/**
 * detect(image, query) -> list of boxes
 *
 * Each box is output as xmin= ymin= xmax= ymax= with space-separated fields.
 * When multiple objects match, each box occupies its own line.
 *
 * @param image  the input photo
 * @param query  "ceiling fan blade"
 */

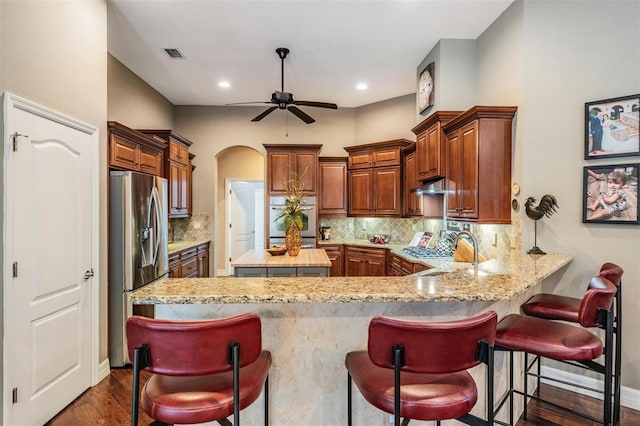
xmin=288 ymin=106 xmax=315 ymax=124
xmin=226 ymin=101 xmax=272 ymax=106
xmin=293 ymin=100 xmax=338 ymax=109
xmin=251 ymin=106 xmax=278 ymax=122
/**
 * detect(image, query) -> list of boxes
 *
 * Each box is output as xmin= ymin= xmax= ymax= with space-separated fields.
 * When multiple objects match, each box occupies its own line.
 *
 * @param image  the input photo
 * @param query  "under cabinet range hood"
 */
xmin=418 ymin=178 xmax=446 ymax=194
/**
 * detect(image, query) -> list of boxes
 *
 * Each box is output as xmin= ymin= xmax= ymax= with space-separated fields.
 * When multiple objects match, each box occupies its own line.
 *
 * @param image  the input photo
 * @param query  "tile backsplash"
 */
xmin=170 ymin=213 xmax=211 ymax=241
xmin=318 ymin=216 xmax=514 ymax=259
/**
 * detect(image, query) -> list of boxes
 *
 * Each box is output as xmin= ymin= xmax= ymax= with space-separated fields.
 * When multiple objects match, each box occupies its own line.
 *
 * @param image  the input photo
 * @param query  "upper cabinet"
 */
xmin=344 ymin=139 xmax=412 ymax=217
xmin=264 ymin=144 xmax=321 ymax=195
xmin=318 ymin=157 xmax=348 ymax=216
xmin=403 ymin=144 xmax=423 ymax=217
xmin=443 ymin=106 xmax=517 ymax=224
xmin=108 ymin=122 xmax=166 ymax=177
xmin=139 ymin=129 xmax=194 ymax=218
xmin=411 ymin=111 xmax=462 ymax=182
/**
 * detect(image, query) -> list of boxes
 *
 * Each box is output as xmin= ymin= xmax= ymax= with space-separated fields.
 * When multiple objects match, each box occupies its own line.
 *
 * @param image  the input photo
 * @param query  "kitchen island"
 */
xmin=232 ymin=248 xmax=331 ymax=277
xmin=131 ymin=252 xmax=573 ymax=425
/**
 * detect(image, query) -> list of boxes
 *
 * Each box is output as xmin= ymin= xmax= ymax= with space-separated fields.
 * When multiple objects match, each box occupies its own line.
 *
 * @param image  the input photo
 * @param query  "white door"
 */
xmin=3 ymin=94 xmax=97 ymax=425
xmin=227 ymin=181 xmax=264 ymax=275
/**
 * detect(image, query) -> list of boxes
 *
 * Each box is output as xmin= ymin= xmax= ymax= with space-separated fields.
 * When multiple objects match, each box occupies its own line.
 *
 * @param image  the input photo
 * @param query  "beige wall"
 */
xmin=477 ymin=0 xmax=640 ymax=391
xmin=354 ymin=94 xmax=416 ymax=143
xmin=107 ymin=54 xmax=174 ymax=128
xmin=0 ymin=0 xmax=109 ymax=407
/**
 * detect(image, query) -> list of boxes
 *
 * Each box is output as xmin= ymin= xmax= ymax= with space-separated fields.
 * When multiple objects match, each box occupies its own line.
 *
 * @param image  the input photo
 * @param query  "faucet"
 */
xmin=453 ymin=230 xmax=479 ymax=266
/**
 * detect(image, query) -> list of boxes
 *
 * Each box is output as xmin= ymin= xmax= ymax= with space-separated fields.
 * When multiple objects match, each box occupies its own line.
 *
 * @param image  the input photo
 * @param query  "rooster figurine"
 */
xmin=525 ymin=194 xmax=558 ymax=254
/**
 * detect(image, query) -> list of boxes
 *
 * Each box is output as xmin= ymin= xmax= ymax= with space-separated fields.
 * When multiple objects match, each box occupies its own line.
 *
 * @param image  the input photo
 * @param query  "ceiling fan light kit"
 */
xmin=228 ymin=47 xmax=338 ymax=124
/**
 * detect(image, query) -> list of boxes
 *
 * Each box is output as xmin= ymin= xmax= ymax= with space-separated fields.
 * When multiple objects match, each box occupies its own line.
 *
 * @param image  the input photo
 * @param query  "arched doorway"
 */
xmin=216 ymin=146 xmax=264 ymax=276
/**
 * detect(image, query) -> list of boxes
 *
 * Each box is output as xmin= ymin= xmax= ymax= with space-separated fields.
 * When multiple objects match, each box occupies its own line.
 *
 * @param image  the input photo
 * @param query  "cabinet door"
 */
xmin=268 ymin=152 xmax=291 ymax=194
xmin=446 ymin=129 xmax=463 ymax=217
xmin=178 ymin=163 xmax=189 ymax=213
xmin=139 ymin=145 xmax=163 ymax=176
xmin=110 ymin=135 xmax=138 ymax=170
xmin=373 ymin=167 xmax=401 ymax=216
xmin=348 ymin=170 xmax=373 ymax=215
xmin=460 ymin=122 xmax=479 ymax=218
xmin=197 ymin=244 xmax=209 ymax=278
xmin=318 ymin=161 xmax=348 ymax=216
xmin=169 ymin=161 xmax=181 ymax=215
xmin=180 ymin=256 xmax=198 ymax=278
xmin=372 ymin=147 xmax=401 ymax=168
xmin=294 ymin=152 xmax=317 ymax=194
xmin=404 ymin=152 xmax=423 ymax=216
xmin=344 ymin=255 xmax=363 ymax=276
xmin=364 ymin=252 xmax=386 ymax=276
xmin=416 ymin=131 xmax=428 ymax=181
xmin=424 ymin=122 xmax=443 ymax=180
xmin=323 ymin=246 xmax=344 ymax=277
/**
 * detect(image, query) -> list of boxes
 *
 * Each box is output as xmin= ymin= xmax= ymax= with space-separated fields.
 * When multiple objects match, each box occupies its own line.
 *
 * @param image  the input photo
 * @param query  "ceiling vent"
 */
xmin=163 ymin=48 xmax=184 ymax=59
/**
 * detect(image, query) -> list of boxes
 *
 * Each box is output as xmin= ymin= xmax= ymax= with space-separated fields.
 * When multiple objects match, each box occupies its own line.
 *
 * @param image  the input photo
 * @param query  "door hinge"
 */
xmin=12 ymin=262 xmax=18 ymax=278
xmin=229 ymin=257 xmax=232 ymax=262
xmin=12 ymin=387 xmax=17 ymax=403
xmin=229 ymin=189 xmax=232 ymax=195
xmin=229 ymin=223 xmax=232 ymax=228
xmin=11 ymin=132 xmax=28 ymax=152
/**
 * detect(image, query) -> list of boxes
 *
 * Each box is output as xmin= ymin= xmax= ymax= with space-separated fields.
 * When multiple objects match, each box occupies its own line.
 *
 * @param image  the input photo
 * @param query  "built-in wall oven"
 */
xmin=269 ymin=195 xmax=317 ymax=248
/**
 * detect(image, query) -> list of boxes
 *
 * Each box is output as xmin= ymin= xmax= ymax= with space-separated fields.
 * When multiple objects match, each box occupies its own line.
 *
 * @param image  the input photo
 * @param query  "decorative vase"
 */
xmin=285 ymin=223 xmax=302 ymax=256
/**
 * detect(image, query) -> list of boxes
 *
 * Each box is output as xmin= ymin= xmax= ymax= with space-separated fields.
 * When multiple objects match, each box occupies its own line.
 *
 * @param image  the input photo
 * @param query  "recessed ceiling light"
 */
xmin=218 ymin=81 xmax=231 ymax=88
xmin=356 ymin=83 xmax=368 ymax=90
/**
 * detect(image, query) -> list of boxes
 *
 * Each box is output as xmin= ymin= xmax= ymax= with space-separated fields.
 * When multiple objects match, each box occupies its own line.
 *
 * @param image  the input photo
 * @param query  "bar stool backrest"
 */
xmin=579 ymin=277 xmax=617 ymax=328
xmin=367 ymin=311 xmax=497 ymax=374
xmin=599 ymin=263 xmax=623 ymax=287
xmin=126 ymin=313 xmax=262 ymax=376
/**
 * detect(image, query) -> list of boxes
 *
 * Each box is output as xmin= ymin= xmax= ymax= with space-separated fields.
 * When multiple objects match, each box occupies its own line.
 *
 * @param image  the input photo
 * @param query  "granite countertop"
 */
xmin=232 ymin=248 xmax=331 ymax=267
xmin=168 ymin=239 xmax=211 ymax=255
xmin=131 ymin=252 xmax=573 ymax=305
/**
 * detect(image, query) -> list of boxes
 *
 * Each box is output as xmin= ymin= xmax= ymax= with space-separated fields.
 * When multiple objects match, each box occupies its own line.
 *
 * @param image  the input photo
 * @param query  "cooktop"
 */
xmin=402 ymin=246 xmax=454 ymax=259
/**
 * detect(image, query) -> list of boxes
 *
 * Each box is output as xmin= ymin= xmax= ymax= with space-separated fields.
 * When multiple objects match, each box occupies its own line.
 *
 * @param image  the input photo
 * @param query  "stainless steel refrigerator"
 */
xmin=109 ymin=171 xmax=168 ymax=367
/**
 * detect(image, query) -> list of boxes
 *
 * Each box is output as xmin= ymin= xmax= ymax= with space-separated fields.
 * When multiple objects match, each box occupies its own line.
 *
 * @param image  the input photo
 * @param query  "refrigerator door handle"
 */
xmin=149 ymin=186 xmax=163 ymax=267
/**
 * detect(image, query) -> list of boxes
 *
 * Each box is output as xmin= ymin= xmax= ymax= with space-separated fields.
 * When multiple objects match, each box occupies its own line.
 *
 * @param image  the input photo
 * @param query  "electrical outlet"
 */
xmin=193 ymin=222 xmax=201 ymax=230
xmin=492 ymin=233 xmax=498 ymax=246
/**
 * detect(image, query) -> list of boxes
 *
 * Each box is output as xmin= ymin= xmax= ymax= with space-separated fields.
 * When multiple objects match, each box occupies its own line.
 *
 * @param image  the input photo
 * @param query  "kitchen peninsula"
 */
xmin=232 ymin=248 xmax=331 ymax=277
xmin=131 ymin=252 xmax=573 ymax=425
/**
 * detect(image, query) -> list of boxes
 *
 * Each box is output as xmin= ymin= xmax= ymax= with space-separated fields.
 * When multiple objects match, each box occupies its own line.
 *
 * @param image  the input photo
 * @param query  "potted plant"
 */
xmin=276 ymin=167 xmax=310 ymax=256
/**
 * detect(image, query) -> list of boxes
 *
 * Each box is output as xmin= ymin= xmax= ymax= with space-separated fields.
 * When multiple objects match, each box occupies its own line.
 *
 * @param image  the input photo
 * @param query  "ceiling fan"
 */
xmin=228 ymin=47 xmax=338 ymax=124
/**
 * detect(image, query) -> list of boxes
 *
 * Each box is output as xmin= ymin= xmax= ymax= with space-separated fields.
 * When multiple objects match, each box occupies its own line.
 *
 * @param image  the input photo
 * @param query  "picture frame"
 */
xmin=584 ymin=94 xmax=640 ymax=160
xmin=417 ymin=62 xmax=435 ymax=115
xmin=582 ymin=163 xmax=639 ymax=224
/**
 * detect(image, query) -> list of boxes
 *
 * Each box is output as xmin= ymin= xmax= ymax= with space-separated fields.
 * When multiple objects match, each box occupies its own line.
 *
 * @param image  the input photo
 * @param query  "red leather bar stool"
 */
xmin=521 ymin=263 xmax=623 ymax=423
xmin=126 ymin=313 xmax=272 ymax=426
xmin=495 ymin=276 xmax=617 ymax=425
xmin=345 ymin=311 xmax=497 ymax=426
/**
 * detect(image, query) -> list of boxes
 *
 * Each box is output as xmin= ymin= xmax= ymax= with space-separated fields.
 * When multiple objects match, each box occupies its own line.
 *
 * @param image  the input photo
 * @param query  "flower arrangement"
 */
xmin=275 ymin=166 xmax=310 ymax=230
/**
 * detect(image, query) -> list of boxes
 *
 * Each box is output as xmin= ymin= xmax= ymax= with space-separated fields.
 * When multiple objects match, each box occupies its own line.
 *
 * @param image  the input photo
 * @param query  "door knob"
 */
xmin=83 ymin=269 xmax=94 ymax=279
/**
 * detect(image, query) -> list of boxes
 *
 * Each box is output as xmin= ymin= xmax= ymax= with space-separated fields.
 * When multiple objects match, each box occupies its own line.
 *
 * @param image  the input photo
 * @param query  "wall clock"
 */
xmin=417 ymin=62 xmax=435 ymax=114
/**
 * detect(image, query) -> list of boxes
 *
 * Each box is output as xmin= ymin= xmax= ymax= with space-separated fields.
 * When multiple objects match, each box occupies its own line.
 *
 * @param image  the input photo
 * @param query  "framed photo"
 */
xmin=584 ymin=94 xmax=640 ymax=160
xmin=582 ymin=164 xmax=639 ymax=224
xmin=417 ymin=62 xmax=435 ymax=114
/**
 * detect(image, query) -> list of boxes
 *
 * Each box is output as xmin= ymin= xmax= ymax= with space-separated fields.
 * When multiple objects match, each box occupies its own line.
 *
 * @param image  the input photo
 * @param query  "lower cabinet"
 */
xmin=322 ymin=245 xmax=344 ymax=277
xmin=345 ymin=246 xmax=386 ymax=277
xmin=388 ymin=251 xmax=431 ymax=276
xmin=235 ymin=266 xmax=329 ymax=278
xmin=168 ymin=242 xmax=210 ymax=278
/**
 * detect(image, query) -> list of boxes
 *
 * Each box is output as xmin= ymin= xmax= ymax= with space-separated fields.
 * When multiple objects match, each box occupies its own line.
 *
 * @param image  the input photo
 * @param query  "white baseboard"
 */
xmin=94 ymin=358 xmax=111 ymax=385
xmin=541 ymin=365 xmax=640 ymax=411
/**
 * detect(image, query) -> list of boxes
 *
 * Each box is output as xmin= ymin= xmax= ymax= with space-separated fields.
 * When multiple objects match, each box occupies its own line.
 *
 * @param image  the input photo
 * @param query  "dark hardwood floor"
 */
xmin=46 ymin=368 xmax=640 ymax=425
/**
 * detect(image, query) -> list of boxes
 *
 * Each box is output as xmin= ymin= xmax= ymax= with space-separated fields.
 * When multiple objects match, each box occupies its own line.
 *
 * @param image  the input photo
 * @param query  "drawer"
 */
xmin=180 ymin=257 xmax=198 ymax=277
xmin=372 ymin=147 xmax=401 ymax=167
xmin=180 ymin=247 xmax=198 ymax=261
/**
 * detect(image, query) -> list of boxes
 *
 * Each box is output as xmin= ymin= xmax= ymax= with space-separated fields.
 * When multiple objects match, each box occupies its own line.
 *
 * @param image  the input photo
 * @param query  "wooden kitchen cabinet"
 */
xmin=168 ymin=242 xmax=211 ymax=278
xmin=322 ymin=245 xmax=344 ymax=277
xmin=108 ymin=121 xmax=165 ymax=176
xmin=345 ymin=139 xmax=411 ymax=217
xmin=264 ymin=144 xmax=322 ymax=195
xmin=443 ymin=106 xmax=517 ymax=224
xmin=403 ymin=144 xmax=423 ymax=217
xmin=411 ymin=111 xmax=462 ymax=182
xmin=344 ymin=246 xmax=386 ymax=277
xmin=139 ymin=129 xmax=195 ymax=218
xmin=197 ymin=241 xmax=210 ymax=278
xmin=318 ymin=157 xmax=348 ymax=216
xmin=388 ymin=252 xmax=432 ymax=276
